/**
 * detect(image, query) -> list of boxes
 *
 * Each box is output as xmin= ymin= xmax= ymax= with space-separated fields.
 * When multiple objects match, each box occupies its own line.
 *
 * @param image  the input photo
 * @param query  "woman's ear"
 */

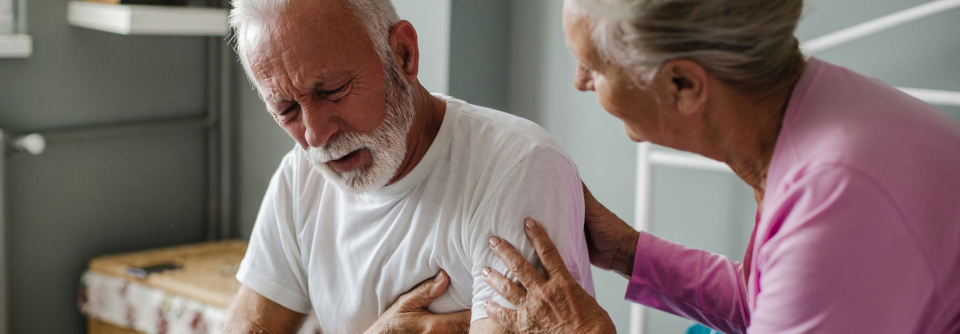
xmin=387 ymin=20 xmax=420 ymax=84
xmin=661 ymin=59 xmax=709 ymax=116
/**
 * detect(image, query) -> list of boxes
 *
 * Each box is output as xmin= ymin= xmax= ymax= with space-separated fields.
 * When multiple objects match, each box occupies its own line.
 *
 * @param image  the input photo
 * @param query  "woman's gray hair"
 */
xmin=229 ymin=0 xmax=400 ymax=76
xmin=571 ymin=0 xmax=805 ymax=90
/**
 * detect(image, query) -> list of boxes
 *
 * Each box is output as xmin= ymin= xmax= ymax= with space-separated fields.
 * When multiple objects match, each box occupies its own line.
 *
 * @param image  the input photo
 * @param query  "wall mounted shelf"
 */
xmin=0 ymin=34 xmax=31 ymax=58
xmin=67 ymin=1 xmax=228 ymax=36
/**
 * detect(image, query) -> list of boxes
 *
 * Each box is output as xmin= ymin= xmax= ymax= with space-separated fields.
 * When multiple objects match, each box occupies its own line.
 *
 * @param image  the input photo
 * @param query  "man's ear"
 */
xmin=387 ymin=20 xmax=419 ymax=84
xmin=660 ymin=59 xmax=709 ymax=116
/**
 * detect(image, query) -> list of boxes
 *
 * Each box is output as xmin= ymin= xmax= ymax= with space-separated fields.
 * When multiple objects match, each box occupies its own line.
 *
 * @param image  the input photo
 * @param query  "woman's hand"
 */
xmin=364 ymin=271 xmax=471 ymax=334
xmin=482 ymin=218 xmax=616 ymax=334
xmin=583 ymin=182 xmax=640 ymax=278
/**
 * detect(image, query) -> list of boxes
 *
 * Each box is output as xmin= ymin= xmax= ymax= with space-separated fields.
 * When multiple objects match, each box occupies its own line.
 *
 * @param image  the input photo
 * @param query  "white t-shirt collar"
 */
xmin=361 ymin=94 xmax=461 ymax=200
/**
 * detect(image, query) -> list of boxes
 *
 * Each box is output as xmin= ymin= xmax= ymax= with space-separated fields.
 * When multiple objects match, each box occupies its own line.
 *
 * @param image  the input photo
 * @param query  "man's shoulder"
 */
xmin=447 ymin=98 xmax=570 ymax=167
xmin=453 ymin=100 xmax=554 ymax=143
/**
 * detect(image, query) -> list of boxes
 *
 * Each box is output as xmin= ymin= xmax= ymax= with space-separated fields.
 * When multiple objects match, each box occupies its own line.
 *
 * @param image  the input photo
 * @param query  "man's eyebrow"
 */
xmin=263 ymin=67 xmax=357 ymax=106
xmin=267 ymin=96 xmax=289 ymax=107
xmin=314 ymin=68 xmax=355 ymax=87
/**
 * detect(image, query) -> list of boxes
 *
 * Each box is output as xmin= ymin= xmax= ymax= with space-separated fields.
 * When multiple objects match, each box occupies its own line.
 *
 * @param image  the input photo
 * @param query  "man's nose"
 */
xmin=301 ymin=101 xmax=339 ymax=148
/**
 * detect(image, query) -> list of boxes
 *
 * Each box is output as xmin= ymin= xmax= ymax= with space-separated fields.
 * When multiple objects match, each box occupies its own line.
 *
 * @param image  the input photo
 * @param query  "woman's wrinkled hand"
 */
xmin=364 ymin=271 xmax=471 ymax=334
xmin=583 ymin=182 xmax=640 ymax=278
xmin=482 ymin=218 xmax=616 ymax=334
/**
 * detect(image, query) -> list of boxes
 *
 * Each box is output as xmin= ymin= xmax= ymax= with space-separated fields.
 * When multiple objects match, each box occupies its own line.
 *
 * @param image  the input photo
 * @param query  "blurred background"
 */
xmin=0 ymin=0 xmax=957 ymax=333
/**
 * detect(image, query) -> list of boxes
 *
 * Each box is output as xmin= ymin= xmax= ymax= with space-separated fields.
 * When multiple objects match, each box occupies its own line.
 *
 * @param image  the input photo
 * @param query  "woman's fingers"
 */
xmin=482 ymin=267 xmax=525 ymax=305
xmin=489 ymin=236 xmax=546 ymax=287
xmin=523 ymin=218 xmax=573 ymax=280
xmin=484 ymin=301 xmax=519 ymax=333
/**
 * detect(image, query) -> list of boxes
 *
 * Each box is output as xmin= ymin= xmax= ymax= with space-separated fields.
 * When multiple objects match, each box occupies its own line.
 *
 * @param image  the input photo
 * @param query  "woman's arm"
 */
xmin=627 ymin=232 xmax=750 ymax=334
xmin=584 ymin=183 xmax=749 ymax=334
xmin=582 ymin=183 xmax=640 ymax=278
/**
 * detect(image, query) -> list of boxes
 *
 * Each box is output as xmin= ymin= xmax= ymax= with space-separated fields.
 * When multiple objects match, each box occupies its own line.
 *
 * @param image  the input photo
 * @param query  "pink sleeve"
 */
xmin=748 ymin=166 xmax=933 ymax=333
xmin=625 ymin=232 xmax=750 ymax=334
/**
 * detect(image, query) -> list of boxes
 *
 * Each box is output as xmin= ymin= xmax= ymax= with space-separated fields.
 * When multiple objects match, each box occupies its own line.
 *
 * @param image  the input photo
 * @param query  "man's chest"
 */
xmin=296 ymin=195 xmax=476 ymax=333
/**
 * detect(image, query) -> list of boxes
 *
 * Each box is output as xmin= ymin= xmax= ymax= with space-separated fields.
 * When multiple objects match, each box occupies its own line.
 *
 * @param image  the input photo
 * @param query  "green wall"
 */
xmin=0 ymin=1 xmax=214 ymax=333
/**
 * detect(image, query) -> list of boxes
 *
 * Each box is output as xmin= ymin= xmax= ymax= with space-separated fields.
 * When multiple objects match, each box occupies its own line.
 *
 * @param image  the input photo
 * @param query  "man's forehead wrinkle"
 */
xmin=252 ymin=59 xmax=292 ymax=101
xmin=245 ymin=0 xmax=377 ymax=112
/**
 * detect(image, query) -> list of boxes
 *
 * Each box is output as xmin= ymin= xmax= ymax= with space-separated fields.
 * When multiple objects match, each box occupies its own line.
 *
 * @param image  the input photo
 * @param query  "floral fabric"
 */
xmin=79 ymin=271 xmax=322 ymax=334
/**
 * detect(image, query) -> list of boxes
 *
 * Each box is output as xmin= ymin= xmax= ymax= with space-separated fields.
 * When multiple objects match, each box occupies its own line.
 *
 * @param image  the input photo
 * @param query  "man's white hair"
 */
xmin=229 ymin=0 xmax=401 ymax=82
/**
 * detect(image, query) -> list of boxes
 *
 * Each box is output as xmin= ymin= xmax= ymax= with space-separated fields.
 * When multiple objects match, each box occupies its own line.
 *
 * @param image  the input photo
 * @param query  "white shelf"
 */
xmin=67 ymin=1 xmax=228 ymax=36
xmin=0 ymin=34 xmax=31 ymax=58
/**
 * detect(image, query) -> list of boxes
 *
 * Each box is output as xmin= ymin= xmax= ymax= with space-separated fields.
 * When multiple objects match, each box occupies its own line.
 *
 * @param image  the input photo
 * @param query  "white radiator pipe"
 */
xmin=0 ymin=130 xmax=7 ymax=334
xmin=0 ymin=130 xmax=45 ymax=334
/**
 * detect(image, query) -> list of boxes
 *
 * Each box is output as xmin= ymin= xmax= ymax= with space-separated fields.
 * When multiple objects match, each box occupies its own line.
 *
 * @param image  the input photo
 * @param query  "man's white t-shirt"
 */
xmin=237 ymin=95 xmax=594 ymax=334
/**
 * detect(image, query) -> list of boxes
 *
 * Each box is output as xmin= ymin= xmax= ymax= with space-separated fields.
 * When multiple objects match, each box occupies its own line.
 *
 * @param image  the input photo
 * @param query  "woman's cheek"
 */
xmin=595 ymin=78 xmax=633 ymax=122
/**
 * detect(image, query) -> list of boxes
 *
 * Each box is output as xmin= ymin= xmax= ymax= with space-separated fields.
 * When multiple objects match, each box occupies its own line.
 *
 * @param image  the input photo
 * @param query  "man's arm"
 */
xmin=227 ymin=267 xmax=471 ymax=334
xmin=224 ymin=285 xmax=308 ymax=334
xmin=466 ymin=145 xmax=593 ymax=330
xmin=469 ymin=319 xmax=511 ymax=334
xmin=365 ymin=271 xmax=472 ymax=334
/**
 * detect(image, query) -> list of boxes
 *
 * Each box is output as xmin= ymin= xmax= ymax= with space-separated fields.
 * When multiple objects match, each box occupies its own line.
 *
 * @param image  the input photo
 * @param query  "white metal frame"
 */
xmin=630 ymin=1 xmax=960 ymax=333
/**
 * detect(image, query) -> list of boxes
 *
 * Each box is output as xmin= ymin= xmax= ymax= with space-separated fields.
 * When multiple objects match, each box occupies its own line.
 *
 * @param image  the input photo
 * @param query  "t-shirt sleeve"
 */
xmin=236 ymin=153 xmax=313 ymax=314
xmin=466 ymin=145 xmax=594 ymax=323
xmin=748 ymin=166 xmax=932 ymax=333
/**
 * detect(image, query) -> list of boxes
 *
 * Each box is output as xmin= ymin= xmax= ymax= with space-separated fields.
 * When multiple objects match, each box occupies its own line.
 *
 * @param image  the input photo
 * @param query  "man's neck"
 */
xmin=386 ymin=84 xmax=447 ymax=185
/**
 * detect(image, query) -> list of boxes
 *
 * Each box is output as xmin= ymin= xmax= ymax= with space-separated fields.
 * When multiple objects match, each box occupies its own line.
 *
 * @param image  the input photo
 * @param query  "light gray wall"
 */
xmin=0 ymin=0 xmax=213 ymax=333
xmin=448 ymin=0 xmax=511 ymax=111
xmin=394 ymin=0 xmax=451 ymax=94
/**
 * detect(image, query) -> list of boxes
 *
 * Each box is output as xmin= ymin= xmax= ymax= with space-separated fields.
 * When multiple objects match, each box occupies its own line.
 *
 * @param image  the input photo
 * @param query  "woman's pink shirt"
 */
xmin=625 ymin=58 xmax=960 ymax=334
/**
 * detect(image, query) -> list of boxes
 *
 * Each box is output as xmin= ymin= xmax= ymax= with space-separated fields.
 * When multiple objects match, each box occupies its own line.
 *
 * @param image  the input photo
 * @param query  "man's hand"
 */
xmin=365 ymin=270 xmax=471 ymax=334
xmin=583 ymin=182 xmax=640 ymax=278
xmin=483 ymin=218 xmax=616 ymax=334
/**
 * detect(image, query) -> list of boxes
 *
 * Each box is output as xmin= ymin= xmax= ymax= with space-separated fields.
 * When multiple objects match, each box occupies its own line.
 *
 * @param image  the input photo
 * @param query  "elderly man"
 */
xmin=223 ymin=0 xmax=596 ymax=333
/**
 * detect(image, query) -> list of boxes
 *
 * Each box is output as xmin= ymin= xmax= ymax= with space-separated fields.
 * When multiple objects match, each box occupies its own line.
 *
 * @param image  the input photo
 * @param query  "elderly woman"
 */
xmin=475 ymin=0 xmax=960 ymax=333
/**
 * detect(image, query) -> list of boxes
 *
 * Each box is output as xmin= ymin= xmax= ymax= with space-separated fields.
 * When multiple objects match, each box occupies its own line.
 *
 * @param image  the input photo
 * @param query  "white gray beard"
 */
xmin=305 ymin=60 xmax=416 ymax=193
